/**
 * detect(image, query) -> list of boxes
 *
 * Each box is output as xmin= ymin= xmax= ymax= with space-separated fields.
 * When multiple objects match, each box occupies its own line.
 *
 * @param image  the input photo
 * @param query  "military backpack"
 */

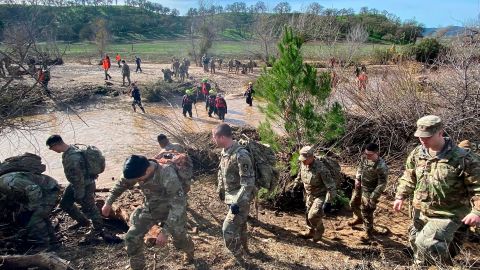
xmin=317 ymin=156 xmax=343 ymax=186
xmin=238 ymin=136 xmax=279 ymax=191
xmin=75 ymin=144 xmax=106 ymax=176
xmin=0 ymin=153 xmax=46 ymax=176
xmin=154 ymin=151 xmax=193 ymax=188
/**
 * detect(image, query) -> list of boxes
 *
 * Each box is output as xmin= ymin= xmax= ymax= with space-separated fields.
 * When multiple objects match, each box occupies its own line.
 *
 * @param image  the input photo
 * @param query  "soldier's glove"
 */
xmin=230 ymin=204 xmax=240 ymax=215
xmin=322 ymin=202 xmax=332 ymax=214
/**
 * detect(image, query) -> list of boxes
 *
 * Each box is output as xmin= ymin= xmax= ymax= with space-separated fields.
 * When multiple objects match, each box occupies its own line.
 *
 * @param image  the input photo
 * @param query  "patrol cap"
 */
xmin=202 ymin=78 xmax=208 ymax=83
xmin=414 ymin=115 xmax=443 ymax=138
xmin=298 ymin=146 xmax=314 ymax=161
xmin=123 ymin=155 xmax=150 ymax=179
xmin=209 ymin=89 xmax=216 ymax=95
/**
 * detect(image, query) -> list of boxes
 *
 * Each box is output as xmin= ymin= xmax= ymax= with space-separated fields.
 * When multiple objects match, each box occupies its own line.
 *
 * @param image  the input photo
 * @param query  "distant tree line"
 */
xmin=0 ymin=1 xmax=423 ymax=44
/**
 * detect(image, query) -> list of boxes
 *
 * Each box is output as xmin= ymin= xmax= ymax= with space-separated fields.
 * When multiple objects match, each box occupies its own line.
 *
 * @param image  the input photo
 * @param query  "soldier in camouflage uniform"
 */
xmin=0 ymin=172 xmax=60 ymax=247
xmin=293 ymin=146 xmax=337 ymax=242
xmin=213 ymin=123 xmax=255 ymax=267
xmin=393 ymin=115 xmax=480 ymax=265
xmin=157 ymin=134 xmax=185 ymax=155
xmin=101 ymin=155 xmax=194 ymax=270
xmin=46 ymin=135 xmax=106 ymax=242
xmin=348 ymin=143 xmax=388 ymax=241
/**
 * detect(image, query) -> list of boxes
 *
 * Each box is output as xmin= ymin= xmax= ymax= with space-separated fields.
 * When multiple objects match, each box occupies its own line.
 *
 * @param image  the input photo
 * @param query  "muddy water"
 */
xmin=0 ymin=95 xmax=264 ymax=187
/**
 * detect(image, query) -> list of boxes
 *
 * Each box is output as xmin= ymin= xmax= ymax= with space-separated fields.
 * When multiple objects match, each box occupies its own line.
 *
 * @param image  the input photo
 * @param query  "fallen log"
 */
xmin=0 ymin=252 xmax=75 ymax=270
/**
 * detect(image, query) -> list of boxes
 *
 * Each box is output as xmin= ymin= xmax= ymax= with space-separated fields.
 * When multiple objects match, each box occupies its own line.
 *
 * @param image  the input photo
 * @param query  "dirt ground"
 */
xmin=51 ymin=174 xmax=479 ymax=270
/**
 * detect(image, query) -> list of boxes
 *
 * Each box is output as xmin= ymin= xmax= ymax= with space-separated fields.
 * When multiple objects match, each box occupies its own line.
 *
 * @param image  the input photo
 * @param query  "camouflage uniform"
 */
xmin=350 ymin=157 xmax=388 ymax=234
xmin=396 ymin=138 xmax=480 ymax=265
xmin=122 ymin=62 xmax=131 ymax=86
xmin=60 ymin=145 xmax=103 ymax=231
xmin=294 ymin=157 xmax=337 ymax=239
xmin=0 ymin=172 xmax=60 ymax=245
xmin=106 ymin=161 xmax=193 ymax=270
xmin=217 ymin=142 xmax=255 ymax=262
xmin=160 ymin=142 xmax=185 ymax=154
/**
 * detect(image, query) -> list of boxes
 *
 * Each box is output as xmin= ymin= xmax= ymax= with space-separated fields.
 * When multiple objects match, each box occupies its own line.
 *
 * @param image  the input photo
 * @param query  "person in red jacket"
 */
xmin=115 ymin=53 xmax=121 ymax=68
xmin=103 ymin=55 xmax=112 ymax=80
xmin=215 ymin=93 xmax=227 ymax=122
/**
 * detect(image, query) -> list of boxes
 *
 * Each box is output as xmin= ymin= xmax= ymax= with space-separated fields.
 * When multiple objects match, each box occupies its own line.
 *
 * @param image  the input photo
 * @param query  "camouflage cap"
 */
xmin=414 ymin=115 xmax=443 ymax=137
xmin=298 ymin=146 xmax=314 ymax=161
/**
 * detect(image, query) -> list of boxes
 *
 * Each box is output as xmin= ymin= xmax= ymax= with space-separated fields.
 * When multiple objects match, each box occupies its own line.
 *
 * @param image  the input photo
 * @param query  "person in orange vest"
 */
xmin=115 ymin=53 xmax=121 ymax=68
xmin=358 ymin=71 xmax=368 ymax=92
xmin=215 ymin=93 xmax=227 ymax=122
xmin=103 ymin=55 xmax=112 ymax=80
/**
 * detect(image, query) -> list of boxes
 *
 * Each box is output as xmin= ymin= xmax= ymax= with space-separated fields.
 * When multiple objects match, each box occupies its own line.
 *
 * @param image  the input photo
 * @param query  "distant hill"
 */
xmin=423 ymin=26 xmax=466 ymax=37
xmin=0 ymin=4 xmax=423 ymax=44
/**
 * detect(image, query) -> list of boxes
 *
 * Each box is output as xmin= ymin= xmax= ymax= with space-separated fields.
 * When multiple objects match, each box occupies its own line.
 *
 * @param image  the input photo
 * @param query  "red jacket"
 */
xmin=215 ymin=96 xmax=227 ymax=109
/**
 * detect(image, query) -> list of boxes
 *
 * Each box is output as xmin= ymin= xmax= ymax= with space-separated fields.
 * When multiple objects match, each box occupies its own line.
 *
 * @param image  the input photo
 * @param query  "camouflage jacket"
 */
xmin=0 ymin=172 xmax=59 ymax=210
xmin=355 ymin=157 xmax=389 ymax=201
xmin=106 ymin=162 xmax=186 ymax=234
xmin=62 ymin=145 xmax=93 ymax=199
xmin=396 ymin=138 xmax=480 ymax=219
xmin=217 ymin=142 xmax=255 ymax=205
xmin=121 ymin=63 xmax=130 ymax=76
xmin=295 ymin=157 xmax=337 ymax=202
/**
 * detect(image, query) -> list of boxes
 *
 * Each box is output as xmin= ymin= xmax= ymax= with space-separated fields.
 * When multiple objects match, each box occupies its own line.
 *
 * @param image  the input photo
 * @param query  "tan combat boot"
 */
xmin=299 ymin=228 xmax=315 ymax=239
xmin=347 ymin=217 xmax=363 ymax=227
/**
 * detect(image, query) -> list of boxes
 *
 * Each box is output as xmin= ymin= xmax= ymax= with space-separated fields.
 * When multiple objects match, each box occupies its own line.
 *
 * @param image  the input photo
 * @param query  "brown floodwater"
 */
xmin=0 ymin=94 xmax=265 ymax=187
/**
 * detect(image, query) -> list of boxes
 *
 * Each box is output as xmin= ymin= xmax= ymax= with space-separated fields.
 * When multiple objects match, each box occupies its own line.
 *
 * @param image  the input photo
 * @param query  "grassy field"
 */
xmin=56 ymin=40 xmax=401 ymax=63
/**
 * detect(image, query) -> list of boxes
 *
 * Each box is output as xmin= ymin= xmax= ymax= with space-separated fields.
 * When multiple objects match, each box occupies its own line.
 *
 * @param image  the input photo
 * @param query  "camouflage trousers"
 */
xmin=27 ymin=187 xmax=60 ymax=245
xmin=409 ymin=209 xmax=462 ymax=265
xmin=126 ymin=206 xmax=194 ymax=270
xmin=305 ymin=195 xmax=325 ymax=235
xmin=350 ymin=187 xmax=377 ymax=233
xmin=60 ymin=182 xmax=103 ymax=231
xmin=222 ymin=202 xmax=250 ymax=260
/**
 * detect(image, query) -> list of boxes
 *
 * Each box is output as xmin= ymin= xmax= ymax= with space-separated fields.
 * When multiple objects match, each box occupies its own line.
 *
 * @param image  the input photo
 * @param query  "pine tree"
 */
xmin=256 ymin=26 xmax=345 ymax=147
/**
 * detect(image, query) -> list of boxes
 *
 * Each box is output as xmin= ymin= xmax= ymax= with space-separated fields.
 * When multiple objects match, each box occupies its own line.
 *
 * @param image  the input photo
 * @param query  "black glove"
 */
xmin=322 ymin=202 xmax=332 ymax=214
xmin=230 ymin=204 xmax=240 ymax=215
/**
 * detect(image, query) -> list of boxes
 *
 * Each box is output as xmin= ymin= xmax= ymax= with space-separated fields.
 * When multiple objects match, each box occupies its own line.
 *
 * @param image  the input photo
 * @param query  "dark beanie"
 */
xmin=123 ymin=155 xmax=150 ymax=179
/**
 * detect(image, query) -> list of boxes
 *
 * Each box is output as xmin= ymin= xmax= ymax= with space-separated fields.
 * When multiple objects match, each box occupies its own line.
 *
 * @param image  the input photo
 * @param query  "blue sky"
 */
xmin=155 ymin=0 xmax=480 ymax=27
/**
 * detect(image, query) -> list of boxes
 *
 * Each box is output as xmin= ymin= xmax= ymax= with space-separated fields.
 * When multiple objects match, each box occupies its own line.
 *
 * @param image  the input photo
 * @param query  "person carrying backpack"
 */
xmin=206 ymin=89 xmax=217 ymax=117
xmin=215 ymin=93 xmax=227 ymax=121
xmin=213 ymin=123 xmax=255 ymax=268
xmin=46 ymin=135 xmax=115 ymax=244
xmin=201 ymin=78 xmax=211 ymax=100
xmin=101 ymin=155 xmax=194 ymax=269
xmin=182 ymin=89 xmax=195 ymax=118
xmin=292 ymin=146 xmax=337 ymax=242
